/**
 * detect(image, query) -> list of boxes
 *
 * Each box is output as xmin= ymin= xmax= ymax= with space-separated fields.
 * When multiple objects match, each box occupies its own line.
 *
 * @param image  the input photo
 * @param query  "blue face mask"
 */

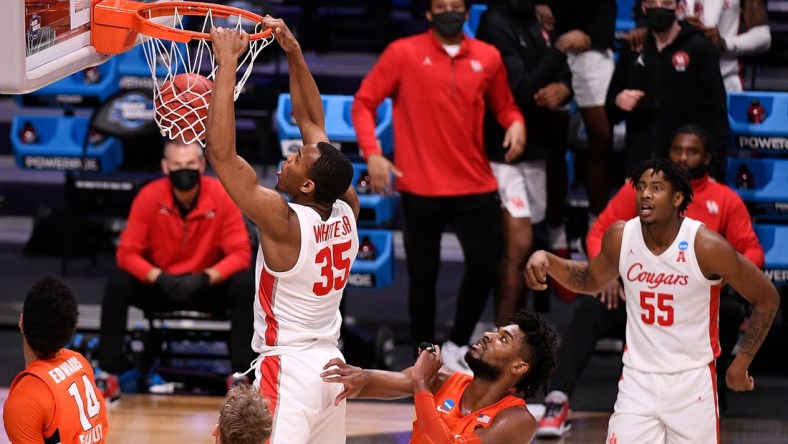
xmin=431 ymin=11 xmax=466 ymax=39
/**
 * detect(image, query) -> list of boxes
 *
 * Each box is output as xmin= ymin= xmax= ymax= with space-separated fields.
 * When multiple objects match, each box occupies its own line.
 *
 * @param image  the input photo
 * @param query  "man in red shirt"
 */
xmin=4 ymin=276 xmax=109 ymax=444
xmin=322 ymin=310 xmax=556 ymax=444
xmin=97 ymin=139 xmax=255 ymax=397
xmin=537 ymin=125 xmax=764 ymax=437
xmin=351 ymin=0 xmax=526 ymax=372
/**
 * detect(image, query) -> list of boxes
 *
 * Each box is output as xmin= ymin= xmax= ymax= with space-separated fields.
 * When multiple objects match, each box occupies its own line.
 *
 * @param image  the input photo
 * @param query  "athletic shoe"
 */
xmin=550 ymin=248 xmax=577 ymax=302
xmin=226 ymin=374 xmax=251 ymax=392
xmin=440 ymin=340 xmax=472 ymax=375
xmin=536 ymin=400 xmax=571 ymax=438
xmin=94 ymin=371 xmax=121 ymax=405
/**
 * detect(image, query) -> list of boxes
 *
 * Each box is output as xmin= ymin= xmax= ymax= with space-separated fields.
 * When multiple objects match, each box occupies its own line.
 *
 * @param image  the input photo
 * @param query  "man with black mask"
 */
xmin=606 ymin=0 xmax=729 ymax=181
xmin=352 ymin=0 xmax=525 ymax=373
xmin=97 ymin=139 xmax=255 ymax=399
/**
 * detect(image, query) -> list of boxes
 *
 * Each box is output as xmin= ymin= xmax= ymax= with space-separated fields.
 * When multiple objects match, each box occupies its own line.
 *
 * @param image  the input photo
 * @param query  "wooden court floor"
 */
xmin=2 ymin=389 xmax=787 ymax=443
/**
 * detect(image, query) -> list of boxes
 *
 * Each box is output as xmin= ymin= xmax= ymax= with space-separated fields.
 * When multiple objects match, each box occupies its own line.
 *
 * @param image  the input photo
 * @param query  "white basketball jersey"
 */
xmin=619 ymin=217 xmax=722 ymax=373
xmin=252 ymin=201 xmax=358 ymax=353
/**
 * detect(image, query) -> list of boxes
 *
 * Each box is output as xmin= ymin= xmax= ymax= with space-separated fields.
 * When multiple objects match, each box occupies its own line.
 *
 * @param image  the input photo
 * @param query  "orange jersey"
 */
xmin=4 ymin=349 xmax=108 ymax=444
xmin=411 ymin=373 xmax=526 ymax=442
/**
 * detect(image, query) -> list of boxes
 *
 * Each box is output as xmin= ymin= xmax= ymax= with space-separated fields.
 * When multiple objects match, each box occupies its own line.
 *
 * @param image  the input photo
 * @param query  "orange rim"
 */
xmin=96 ymin=0 xmax=274 ymax=44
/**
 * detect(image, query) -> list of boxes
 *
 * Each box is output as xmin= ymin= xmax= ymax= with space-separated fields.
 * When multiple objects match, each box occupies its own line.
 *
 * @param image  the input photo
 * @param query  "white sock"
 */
xmin=545 ymin=390 xmax=569 ymax=404
xmin=548 ymin=225 xmax=568 ymax=251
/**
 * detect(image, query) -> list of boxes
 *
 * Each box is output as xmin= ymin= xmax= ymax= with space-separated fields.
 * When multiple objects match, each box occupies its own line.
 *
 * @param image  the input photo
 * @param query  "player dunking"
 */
xmin=525 ymin=158 xmax=779 ymax=443
xmin=207 ymin=18 xmax=359 ymax=444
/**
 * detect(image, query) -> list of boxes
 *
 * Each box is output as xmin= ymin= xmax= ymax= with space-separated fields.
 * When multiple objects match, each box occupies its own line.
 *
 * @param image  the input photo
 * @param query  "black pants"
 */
xmin=97 ymin=270 xmax=256 ymax=375
xmin=400 ymin=191 xmax=502 ymax=347
xmin=548 ymin=290 xmax=744 ymax=409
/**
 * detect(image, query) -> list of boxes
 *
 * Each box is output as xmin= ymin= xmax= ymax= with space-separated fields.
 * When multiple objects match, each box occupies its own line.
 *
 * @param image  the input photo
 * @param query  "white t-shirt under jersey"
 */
xmin=252 ymin=200 xmax=359 ymax=355
xmin=619 ymin=216 xmax=722 ymax=373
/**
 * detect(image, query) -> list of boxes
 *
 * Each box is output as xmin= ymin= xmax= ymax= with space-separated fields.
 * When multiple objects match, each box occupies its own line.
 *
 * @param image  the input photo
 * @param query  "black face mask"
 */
xmin=169 ymin=168 xmax=200 ymax=191
xmin=645 ymin=7 xmax=676 ymax=32
xmin=431 ymin=11 xmax=466 ymax=39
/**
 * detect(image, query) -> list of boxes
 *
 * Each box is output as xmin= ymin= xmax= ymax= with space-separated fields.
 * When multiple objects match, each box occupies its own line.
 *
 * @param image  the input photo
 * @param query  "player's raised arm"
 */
xmin=261 ymin=16 xmax=359 ymax=218
xmin=206 ymin=27 xmax=292 ymax=237
xmin=526 ymin=222 xmax=624 ymax=295
xmin=694 ymin=226 xmax=779 ymax=392
xmin=262 ymin=16 xmax=328 ymax=145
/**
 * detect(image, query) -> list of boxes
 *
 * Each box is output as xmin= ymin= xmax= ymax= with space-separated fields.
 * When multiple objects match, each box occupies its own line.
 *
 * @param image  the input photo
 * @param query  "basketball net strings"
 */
xmin=141 ymin=7 xmax=275 ymax=144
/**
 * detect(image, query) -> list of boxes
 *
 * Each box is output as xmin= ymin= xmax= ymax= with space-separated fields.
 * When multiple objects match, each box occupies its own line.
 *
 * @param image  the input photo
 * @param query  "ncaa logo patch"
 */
xmin=672 ymin=51 xmax=690 ymax=72
xmin=437 ymin=399 xmax=455 ymax=413
xmin=678 ymin=241 xmax=689 ymax=251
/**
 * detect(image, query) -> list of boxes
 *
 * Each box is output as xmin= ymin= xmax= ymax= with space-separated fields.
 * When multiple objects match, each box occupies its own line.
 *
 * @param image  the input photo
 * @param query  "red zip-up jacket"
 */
xmin=116 ymin=175 xmax=251 ymax=282
xmin=352 ymin=31 xmax=524 ymax=197
xmin=586 ymin=175 xmax=764 ymax=267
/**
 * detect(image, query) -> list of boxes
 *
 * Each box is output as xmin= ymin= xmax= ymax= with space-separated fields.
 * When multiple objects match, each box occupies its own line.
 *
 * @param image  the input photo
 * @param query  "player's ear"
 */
xmin=512 ymin=359 xmax=529 ymax=377
xmin=212 ymin=424 xmax=221 ymax=443
xmin=301 ymin=179 xmax=315 ymax=195
xmin=673 ymin=191 xmax=684 ymax=208
xmin=161 ymin=158 xmax=170 ymax=175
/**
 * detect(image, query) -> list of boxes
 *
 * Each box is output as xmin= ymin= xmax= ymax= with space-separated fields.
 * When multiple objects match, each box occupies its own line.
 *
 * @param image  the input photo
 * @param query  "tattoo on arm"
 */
xmin=567 ymin=265 xmax=589 ymax=290
xmin=738 ymin=306 xmax=776 ymax=357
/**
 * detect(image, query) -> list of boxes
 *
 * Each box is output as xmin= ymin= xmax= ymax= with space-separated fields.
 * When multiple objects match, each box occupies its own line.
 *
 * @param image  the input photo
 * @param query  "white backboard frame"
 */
xmin=0 ymin=1 xmax=113 ymax=94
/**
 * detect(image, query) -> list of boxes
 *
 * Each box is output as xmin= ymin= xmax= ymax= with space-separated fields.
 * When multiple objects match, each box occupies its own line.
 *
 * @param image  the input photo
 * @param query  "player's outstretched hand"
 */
xmin=524 ymin=250 xmax=550 ymax=291
xmin=210 ymin=26 xmax=250 ymax=66
xmin=412 ymin=344 xmax=442 ymax=392
xmin=261 ymin=16 xmax=299 ymax=53
xmin=321 ymin=358 xmax=369 ymax=405
xmin=726 ymin=359 xmax=755 ymax=392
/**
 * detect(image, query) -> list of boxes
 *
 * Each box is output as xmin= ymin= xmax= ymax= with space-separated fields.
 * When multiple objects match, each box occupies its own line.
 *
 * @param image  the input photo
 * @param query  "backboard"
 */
xmin=0 ymin=0 xmax=157 ymax=95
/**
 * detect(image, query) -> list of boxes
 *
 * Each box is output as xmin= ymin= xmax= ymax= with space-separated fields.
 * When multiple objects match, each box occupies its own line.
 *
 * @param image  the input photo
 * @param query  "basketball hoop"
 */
xmin=91 ymin=0 xmax=276 ymax=145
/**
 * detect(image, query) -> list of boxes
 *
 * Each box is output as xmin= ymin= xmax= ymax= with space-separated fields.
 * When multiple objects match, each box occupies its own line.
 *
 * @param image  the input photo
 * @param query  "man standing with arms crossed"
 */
xmin=207 ymin=18 xmax=359 ymax=444
xmin=526 ymin=159 xmax=779 ymax=442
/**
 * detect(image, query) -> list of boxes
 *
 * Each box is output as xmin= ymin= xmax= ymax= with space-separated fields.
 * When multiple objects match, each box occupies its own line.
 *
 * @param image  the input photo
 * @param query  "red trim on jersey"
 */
xmin=708 ymin=362 xmax=721 ymax=443
xmin=709 ymin=284 xmax=722 ymax=359
xmin=258 ymin=268 xmax=279 ymax=347
xmin=258 ymin=355 xmax=281 ymax=443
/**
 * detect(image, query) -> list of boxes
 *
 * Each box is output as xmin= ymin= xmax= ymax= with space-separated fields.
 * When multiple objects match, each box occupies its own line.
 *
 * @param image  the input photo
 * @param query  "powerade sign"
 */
xmin=347 ymin=273 xmax=376 ymax=288
xmin=735 ymin=135 xmax=788 ymax=151
xmin=764 ymin=269 xmax=788 ymax=283
xmin=23 ymin=156 xmax=100 ymax=171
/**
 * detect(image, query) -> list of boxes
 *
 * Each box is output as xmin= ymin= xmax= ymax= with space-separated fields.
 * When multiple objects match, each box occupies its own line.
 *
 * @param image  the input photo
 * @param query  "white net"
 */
xmin=141 ymin=7 xmax=275 ymax=146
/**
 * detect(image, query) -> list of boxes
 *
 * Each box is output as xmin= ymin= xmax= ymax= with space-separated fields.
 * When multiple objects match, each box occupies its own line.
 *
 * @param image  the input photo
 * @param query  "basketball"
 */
xmin=154 ymin=73 xmax=213 ymax=143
